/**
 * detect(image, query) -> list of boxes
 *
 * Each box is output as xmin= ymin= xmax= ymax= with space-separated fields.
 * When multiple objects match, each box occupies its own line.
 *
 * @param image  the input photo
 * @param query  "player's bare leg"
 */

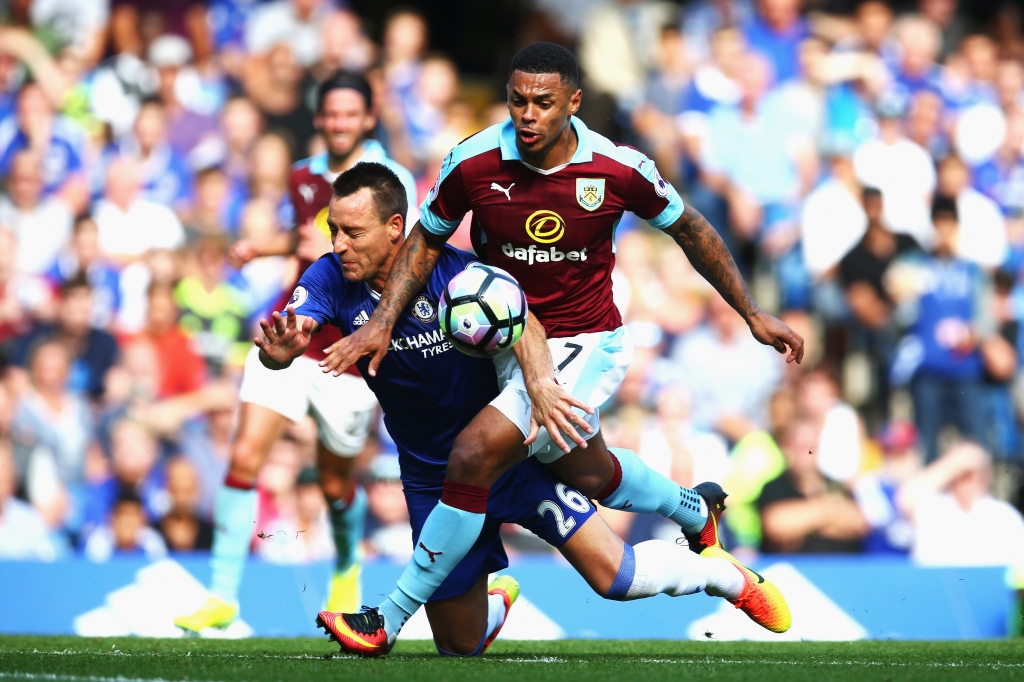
xmin=317 ymin=441 xmax=367 ymax=612
xmin=175 ymin=402 xmax=289 ymax=633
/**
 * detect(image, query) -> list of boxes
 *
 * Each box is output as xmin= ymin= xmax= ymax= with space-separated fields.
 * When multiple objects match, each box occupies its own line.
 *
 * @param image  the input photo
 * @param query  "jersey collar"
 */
xmin=308 ymin=140 xmax=389 ymax=177
xmin=498 ymin=116 xmax=593 ymax=166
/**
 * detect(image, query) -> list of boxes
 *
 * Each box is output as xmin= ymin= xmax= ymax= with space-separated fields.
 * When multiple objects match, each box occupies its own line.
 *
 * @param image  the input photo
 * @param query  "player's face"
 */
xmin=316 ymin=89 xmax=376 ymax=159
xmin=507 ymin=71 xmax=581 ymax=161
xmin=327 ymin=188 xmax=403 ymax=288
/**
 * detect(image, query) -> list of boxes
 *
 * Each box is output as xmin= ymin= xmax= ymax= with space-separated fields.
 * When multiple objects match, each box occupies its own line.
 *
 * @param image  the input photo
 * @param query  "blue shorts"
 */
xmin=404 ymin=457 xmax=596 ymax=602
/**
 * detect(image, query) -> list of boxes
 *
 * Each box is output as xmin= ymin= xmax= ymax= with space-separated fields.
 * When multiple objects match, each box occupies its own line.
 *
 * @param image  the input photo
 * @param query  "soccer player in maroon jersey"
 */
xmin=319 ymin=43 xmax=803 ymax=649
xmin=174 ymin=72 xmax=418 ymax=633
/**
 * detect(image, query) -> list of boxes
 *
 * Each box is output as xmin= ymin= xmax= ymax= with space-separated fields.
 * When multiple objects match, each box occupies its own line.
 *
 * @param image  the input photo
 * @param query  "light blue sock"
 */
xmin=329 ymin=486 xmax=367 ymax=573
xmin=377 ymin=501 xmax=486 ymax=637
xmin=601 ymin=448 xmax=708 ymax=534
xmin=210 ymin=485 xmax=258 ymax=604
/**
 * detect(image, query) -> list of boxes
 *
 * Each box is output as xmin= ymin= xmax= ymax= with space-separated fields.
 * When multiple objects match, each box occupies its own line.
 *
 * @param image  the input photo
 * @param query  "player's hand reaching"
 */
xmin=255 ymin=305 xmax=316 ymax=370
xmin=319 ymin=318 xmax=392 ymax=377
xmin=747 ymin=310 xmax=805 ymax=364
xmin=525 ymin=379 xmax=596 ymax=454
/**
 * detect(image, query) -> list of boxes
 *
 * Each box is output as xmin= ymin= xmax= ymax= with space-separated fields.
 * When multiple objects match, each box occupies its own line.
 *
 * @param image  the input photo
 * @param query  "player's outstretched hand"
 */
xmin=525 ymin=379 xmax=596 ymax=454
xmin=255 ymin=305 xmax=315 ymax=369
xmin=320 ymin=318 xmax=391 ymax=377
xmin=747 ymin=310 xmax=804 ymax=364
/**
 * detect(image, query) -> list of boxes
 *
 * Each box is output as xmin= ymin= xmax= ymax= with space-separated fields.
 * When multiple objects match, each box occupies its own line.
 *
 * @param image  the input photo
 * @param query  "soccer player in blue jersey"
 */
xmin=256 ymin=161 xmax=789 ymax=656
xmin=320 ymin=43 xmax=800 ymax=651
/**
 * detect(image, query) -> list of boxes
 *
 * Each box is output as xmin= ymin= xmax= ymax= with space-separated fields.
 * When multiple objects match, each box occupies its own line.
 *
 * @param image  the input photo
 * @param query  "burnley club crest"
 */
xmin=576 ymin=178 xmax=605 ymax=212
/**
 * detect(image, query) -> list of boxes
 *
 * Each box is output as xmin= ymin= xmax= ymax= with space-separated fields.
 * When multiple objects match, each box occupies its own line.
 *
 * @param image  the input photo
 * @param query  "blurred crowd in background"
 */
xmin=0 ymin=0 xmax=1022 ymax=590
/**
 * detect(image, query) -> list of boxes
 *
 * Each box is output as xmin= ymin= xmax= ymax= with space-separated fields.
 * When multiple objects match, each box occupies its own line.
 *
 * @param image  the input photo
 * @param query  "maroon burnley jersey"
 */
xmin=419 ymin=117 xmax=685 ymax=338
xmin=282 ymin=153 xmax=342 ymax=362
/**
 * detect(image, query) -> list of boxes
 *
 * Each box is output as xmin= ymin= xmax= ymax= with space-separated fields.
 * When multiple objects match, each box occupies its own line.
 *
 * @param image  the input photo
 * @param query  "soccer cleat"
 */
xmin=316 ymin=607 xmax=395 ymax=657
xmin=325 ymin=562 xmax=362 ymax=613
xmin=482 ymin=575 xmax=520 ymax=651
xmin=682 ymin=481 xmax=728 ymax=554
xmin=701 ymin=546 xmax=791 ymax=633
xmin=174 ymin=595 xmax=238 ymax=633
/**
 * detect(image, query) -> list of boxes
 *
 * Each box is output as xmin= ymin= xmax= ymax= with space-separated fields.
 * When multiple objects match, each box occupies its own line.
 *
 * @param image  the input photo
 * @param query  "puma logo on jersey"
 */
xmin=353 ymin=310 xmax=369 ymax=326
xmin=298 ymin=183 xmax=317 ymax=204
xmin=490 ymin=182 xmax=514 ymax=200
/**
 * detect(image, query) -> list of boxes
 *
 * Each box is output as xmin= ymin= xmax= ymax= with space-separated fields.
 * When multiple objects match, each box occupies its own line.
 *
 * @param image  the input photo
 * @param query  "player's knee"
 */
xmin=447 ymin=434 xmax=495 ymax=486
xmin=434 ymin=633 xmax=484 ymax=657
xmin=228 ymin=438 xmax=265 ymax=482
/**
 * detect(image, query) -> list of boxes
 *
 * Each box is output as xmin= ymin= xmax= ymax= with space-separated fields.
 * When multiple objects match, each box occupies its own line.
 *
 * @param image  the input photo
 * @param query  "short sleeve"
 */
xmin=290 ymin=255 xmax=343 ymax=327
xmin=419 ymin=151 xmax=471 ymax=237
xmin=625 ymin=156 xmax=685 ymax=230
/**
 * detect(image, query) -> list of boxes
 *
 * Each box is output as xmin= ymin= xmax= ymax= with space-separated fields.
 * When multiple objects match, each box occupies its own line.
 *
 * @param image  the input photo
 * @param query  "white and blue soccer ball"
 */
xmin=439 ymin=264 xmax=528 ymax=358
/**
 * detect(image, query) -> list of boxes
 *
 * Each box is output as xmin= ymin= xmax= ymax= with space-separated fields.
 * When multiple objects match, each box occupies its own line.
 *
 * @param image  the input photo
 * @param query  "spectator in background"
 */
xmin=47 ymin=216 xmax=122 ymax=330
xmin=0 ymin=150 xmax=73 ymax=276
xmin=10 ymin=340 xmax=94 ymax=511
xmin=187 ymin=167 xmax=232 ymax=240
xmin=259 ymin=466 xmax=334 ymax=564
xmin=133 ymin=285 xmax=207 ymax=399
xmin=158 ymin=457 xmax=213 ymax=552
xmin=0 ymin=83 xmax=88 ymax=214
xmin=364 ymin=454 xmax=411 ymax=561
xmin=935 ymin=154 xmax=1007 ymax=269
xmin=892 ymin=196 xmax=990 ymax=461
xmin=0 ymin=437 xmax=58 ymax=560
xmin=853 ymin=421 xmax=922 ymax=554
xmin=244 ymin=43 xmax=317 ymax=161
xmin=94 ymin=157 xmax=186 ymax=264
xmin=84 ymin=491 xmax=168 ymax=562
xmin=973 ymin=111 xmax=1024 ymax=218
xmin=833 ymin=1 xmax=898 ymax=63
xmin=890 ymin=14 xmax=944 ymax=100
xmin=148 ymin=34 xmax=220 ymax=159
xmin=245 ymin=0 xmax=332 ymax=69
xmin=81 ymin=419 xmax=166 ymax=534
xmin=702 ymin=52 xmax=815 ymax=247
xmin=900 ymin=441 xmax=1024 ymax=566
xmin=235 ymin=199 xmax=290 ymax=315
xmin=840 ymin=187 xmax=922 ymax=417
xmin=743 ymin=0 xmax=809 ymax=84
xmin=175 ymin=236 xmax=251 ymax=375
xmin=854 ymin=96 xmax=937 ymax=246
xmin=759 ymin=418 xmax=870 ymax=553
xmin=682 ymin=0 xmax=754 ymax=62
xmin=5 ymin=276 xmax=118 ymax=399
xmin=797 ymin=369 xmax=864 ymax=484
xmin=122 ymin=98 xmax=195 ymax=214
xmin=672 ymin=291 xmax=783 ymax=442
xmin=216 ymin=96 xmax=264 ymax=192
xmin=0 ymin=230 xmax=49 ymax=347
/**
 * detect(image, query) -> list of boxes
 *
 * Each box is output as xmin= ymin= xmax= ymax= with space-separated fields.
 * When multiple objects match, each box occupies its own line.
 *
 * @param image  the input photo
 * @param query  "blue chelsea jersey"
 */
xmin=292 ymin=246 xmax=500 ymax=487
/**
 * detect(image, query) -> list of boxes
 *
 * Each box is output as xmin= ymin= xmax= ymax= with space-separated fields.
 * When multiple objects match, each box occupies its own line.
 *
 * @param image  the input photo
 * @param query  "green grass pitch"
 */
xmin=1 ymin=636 xmax=1022 ymax=682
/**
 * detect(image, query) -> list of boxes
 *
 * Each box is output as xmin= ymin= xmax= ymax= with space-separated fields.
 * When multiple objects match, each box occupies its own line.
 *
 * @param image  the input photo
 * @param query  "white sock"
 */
xmin=623 ymin=540 xmax=744 ymax=600
xmin=485 ymin=592 xmax=506 ymax=639
xmin=703 ymin=559 xmax=746 ymax=600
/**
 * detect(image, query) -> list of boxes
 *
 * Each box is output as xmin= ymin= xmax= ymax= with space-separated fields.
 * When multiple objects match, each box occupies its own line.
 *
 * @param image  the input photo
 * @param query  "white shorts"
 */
xmin=238 ymin=346 xmax=377 ymax=456
xmin=490 ymin=326 xmax=633 ymax=463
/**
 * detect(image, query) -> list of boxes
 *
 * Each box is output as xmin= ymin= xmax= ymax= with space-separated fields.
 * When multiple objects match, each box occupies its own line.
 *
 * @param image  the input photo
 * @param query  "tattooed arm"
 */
xmin=319 ymin=222 xmax=447 ymax=376
xmin=665 ymin=205 xmax=805 ymax=363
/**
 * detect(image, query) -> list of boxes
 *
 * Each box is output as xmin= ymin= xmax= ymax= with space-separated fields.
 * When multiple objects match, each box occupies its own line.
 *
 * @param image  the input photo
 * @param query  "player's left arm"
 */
xmin=256 ymin=305 xmax=320 ymax=370
xmin=513 ymin=315 xmax=595 ymax=453
xmin=664 ymin=205 xmax=804 ymax=363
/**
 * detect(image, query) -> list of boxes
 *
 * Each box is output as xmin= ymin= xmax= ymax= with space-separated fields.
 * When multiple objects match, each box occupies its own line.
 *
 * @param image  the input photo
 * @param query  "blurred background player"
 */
xmin=174 ymin=72 xmax=417 ymax=633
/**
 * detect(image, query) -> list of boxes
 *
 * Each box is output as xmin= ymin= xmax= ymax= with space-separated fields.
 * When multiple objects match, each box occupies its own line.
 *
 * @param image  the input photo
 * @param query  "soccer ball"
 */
xmin=439 ymin=264 xmax=528 ymax=357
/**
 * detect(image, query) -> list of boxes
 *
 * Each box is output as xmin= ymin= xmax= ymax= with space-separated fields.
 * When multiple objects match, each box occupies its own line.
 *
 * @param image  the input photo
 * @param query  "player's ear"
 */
xmin=389 ymin=214 xmax=404 ymax=241
xmin=568 ymin=88 xmax=582 ymax=115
